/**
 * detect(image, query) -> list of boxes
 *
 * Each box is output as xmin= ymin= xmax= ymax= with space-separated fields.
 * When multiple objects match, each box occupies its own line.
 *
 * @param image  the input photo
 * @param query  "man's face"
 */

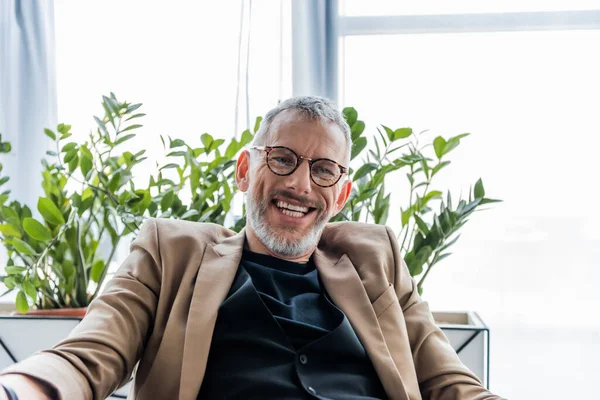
xmin=236 ymin=110 xmax=352 ymax=258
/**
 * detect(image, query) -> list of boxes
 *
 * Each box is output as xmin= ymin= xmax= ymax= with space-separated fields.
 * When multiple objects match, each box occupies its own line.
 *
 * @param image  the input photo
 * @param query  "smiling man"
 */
xmin=0 ymin=97 xmax=503 ymax=400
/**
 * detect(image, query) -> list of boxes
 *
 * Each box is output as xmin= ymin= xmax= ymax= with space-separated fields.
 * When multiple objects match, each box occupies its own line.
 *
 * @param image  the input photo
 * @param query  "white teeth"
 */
xmin=281 ymin=208 xmax=304 ymax=218
xmin=276 ymin=201 xmax=309 ymax=213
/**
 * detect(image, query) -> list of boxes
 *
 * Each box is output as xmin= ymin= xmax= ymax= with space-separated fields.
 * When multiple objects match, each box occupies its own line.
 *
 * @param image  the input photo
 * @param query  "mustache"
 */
xmin=268 ymin=190 xmax=324 ymax=211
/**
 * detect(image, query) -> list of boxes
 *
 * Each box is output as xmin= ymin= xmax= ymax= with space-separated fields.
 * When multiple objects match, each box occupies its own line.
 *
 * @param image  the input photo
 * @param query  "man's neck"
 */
xmin=244 ymin=228 xmax=313 ymax=264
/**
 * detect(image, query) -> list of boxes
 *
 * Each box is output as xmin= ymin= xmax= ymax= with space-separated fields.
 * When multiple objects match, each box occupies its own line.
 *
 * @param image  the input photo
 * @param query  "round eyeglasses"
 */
xmin=251 ymin=146 xmax=348 ymax=188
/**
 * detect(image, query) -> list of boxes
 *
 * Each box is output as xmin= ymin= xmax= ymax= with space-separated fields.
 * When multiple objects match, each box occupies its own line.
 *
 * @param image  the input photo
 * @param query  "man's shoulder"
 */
xmin=322 ymin=221 xmax=391 ymax=241
xmin=320 ymin=221 xmax=393 ymax=255
xmin=149 ymin=218 xmax=237 ymax=246
xmin=320 ymin=222 xmax=396 ymax=283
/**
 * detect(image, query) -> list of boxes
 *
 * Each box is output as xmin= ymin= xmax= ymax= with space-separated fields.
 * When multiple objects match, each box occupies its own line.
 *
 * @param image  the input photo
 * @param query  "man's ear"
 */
xmin=334 ymin=179 xmax=352 ymax=213
xmin=236 ymin=150 xmax=251 ymax=192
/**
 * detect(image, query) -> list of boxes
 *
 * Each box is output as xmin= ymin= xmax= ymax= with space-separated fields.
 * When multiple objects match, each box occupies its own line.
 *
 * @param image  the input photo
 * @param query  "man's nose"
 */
xmin=283 ymin=160 xmax=312 ymax=195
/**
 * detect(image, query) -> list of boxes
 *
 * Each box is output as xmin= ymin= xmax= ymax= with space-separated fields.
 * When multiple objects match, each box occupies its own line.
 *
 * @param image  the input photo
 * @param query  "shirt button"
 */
xmin=307 ymin=386 xmax=316 ymax=395
xmin=299 ymin=354 xmax=308 ymax=364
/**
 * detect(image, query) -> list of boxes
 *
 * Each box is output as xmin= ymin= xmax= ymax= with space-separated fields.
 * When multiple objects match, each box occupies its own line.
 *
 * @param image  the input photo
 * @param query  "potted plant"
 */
xmin=0 ymin=94 xmax=499 ymax=389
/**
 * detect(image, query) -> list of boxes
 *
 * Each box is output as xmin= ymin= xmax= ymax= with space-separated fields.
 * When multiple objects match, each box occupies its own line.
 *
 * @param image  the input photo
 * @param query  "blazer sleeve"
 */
xmin=0 ymin=218 xmax=163 ymax=400
xmin=385 ymin=226 xmax=505 ymax=400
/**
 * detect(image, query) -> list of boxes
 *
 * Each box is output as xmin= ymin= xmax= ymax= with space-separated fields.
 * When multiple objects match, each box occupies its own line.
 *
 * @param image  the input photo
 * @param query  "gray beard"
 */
xmin=245 ymin=189 xmax=330 ymax=258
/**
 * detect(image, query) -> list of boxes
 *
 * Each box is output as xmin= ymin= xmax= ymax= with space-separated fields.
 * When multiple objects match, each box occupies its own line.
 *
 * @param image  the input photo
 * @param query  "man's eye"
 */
xmin=315 ymin=166 xmax=335 ymax=177
xmin=272 ymin=157 xmax=294 ymax=166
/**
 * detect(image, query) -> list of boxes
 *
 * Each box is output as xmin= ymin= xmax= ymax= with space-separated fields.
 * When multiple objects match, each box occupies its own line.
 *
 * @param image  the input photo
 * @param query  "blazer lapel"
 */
xmin=179 ymin=229 xmax=246 ymax=400
xmin=313 ymin=249 xmax=410 ymax=400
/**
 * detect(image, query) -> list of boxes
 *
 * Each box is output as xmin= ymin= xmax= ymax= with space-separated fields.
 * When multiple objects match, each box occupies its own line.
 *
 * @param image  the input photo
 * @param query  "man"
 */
xmin=0 ymin=97 xmax=503 ymax=399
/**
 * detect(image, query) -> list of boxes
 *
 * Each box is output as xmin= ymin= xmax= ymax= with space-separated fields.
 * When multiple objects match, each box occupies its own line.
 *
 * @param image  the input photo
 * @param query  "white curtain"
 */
xmin=0 ymin=0 xmax=56 ymax=210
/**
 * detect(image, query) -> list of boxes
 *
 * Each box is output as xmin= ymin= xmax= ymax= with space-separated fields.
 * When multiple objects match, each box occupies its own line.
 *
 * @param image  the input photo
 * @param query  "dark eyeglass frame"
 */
xmin=250 ymin=146 xmax=348 ymax=188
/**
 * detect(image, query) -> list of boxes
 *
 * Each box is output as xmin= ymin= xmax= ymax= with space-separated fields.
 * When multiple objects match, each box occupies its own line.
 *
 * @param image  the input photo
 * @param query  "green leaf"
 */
xmin=443 ymin=139 xmax=460 ymax=155
xmin=119 ymin=124 xmax=142 ymax=134
xmin=11 ymin=237 xmax=36 ymax=255
xmin=401 ymin=208 xmax=412 ymax=227
xmin=1 ymin=206 xmax=19 ymax=226
xmin=3 ymin=276 xmax=15 ymax=289
xmin=62 ymin=259 xmax=75 ymax=280
xmin=0 ymin=224 xmax=21 ymax=237
xmin=61 ymin=142 xmax=77 ymax=153
xmin=433 ymin=137 xmax=446 ymax=159
xmin=436 ymin=253 xmax=453 ymax=264
xmin=23 ymin=218 xmax=52 ymax=242
xmin=353 ymin=163 xmax=378 ymax=181
xmin=432 ymin=161 xmax=451 ymax=176
xmin=16 ymin=290 xmax=29 ymax=314
xmin=350 ymin=121 xmax=365 ymax=141
xmin=351 ymin=137 xmax=367 ymax=160
xmin=125 ymin=113 xmax=146 ymax=121
xmin=254 ymin=116 xmax=263 ymax=133
xmin=38 ymin=197 xmax=65 ymax=225
xmin=64 ymin=149 xmax=78 ymax=163
xmin=22 ymin=279 xmax=37 ymax=301
xmin=376 ymin=127 xmax=388 ymax=147
xmin=480 ymin=198 xmax=502 ymax=205
xmin=57 ymin=123 xmax=71 ymax=134
xmin=208 ymin=139 xmax=225 ymax=153
xmin=68 ymin=153 xmax=79 ymax=173
xmin=381 ymin=125 xmax=394 ymax=141
xmin=181 ymin=209 xmax=200 ymax=219
xmin=413 ymin=214 xmax=430 ymax=234
xmin=160 ymin=163 xmax=179 ymax=170
xmin=474 ymin=178 xmax=485 ymax=198
xmin=240 ymin=129 xmax=253 ymax=145
xmin=90 ymin=260 xmax=105 ymax=283
xmin=393 ymin=128 xmax=412 ymax=141
xmin=167 ymin=151 xmax=188 ymax=157
xmin=44 ymin=128 xmax=56 ymax=140
xmin=423 ymin=190 xmax=443 ymax=204
xmin=127 ymin=103 xmax=142 ymax=113
xmin=94 ymin=116 xmax=108 ymax=134
xmin=80 ymin=154 xmax=93 ymax=179
xmin=170 ymin=138 xmax=186 ymax=148
xmin=115 ymin=133 xmax=136 ymax=145
xmin=5 ymin=266 xmax=26 ymax=275
xmin=201 ymin=133 xmax=213 ymax=149
xmin=224 ymin=140 xmax=240 ymax=159
xmin=343 ymin=107 xmax=358 ymax=127
xmin=160 ymin=191 xmax=174 ymax=211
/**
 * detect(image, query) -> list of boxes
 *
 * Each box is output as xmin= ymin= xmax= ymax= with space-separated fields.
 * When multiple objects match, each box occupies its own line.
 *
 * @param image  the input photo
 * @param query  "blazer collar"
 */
xmin=179 ymin=228 xmax=246 ymax=399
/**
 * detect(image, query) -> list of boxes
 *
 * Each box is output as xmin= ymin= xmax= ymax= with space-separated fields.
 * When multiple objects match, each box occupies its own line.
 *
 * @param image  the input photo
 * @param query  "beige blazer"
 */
xmin=1 ymin=219 xmax=503 ymax=400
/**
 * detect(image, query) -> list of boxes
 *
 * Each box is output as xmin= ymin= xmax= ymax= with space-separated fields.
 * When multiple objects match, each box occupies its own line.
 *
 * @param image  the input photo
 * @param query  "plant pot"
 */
xmin=11 ymin=307 xmax=88 ymax=318
xmin=433 ymin=311 xmax=490 ymax=389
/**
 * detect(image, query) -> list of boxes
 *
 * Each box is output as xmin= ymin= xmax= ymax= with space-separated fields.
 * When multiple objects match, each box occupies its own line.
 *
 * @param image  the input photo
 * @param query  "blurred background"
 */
xmin=1 ymin=1 xmax=600 ymax=398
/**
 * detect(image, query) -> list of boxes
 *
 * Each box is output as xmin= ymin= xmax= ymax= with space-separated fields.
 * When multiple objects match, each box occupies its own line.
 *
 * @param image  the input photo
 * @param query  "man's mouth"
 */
xmin=272 ymin=200 xmax=317 ymax=219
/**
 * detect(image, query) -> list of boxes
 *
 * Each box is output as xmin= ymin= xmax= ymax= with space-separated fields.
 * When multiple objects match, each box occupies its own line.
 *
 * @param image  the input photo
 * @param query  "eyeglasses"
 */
xmin=250 ymin=146 xmax=348 ymax=188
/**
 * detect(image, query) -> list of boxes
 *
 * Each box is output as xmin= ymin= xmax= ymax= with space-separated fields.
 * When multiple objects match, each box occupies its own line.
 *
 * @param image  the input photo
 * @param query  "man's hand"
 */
xmin=0 ymin=374 xmax=55 ymax=400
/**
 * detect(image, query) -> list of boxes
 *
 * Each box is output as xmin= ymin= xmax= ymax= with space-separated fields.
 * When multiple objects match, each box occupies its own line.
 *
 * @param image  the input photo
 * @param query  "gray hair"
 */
xmin=252 ymin=96 xmax=352 ymax=160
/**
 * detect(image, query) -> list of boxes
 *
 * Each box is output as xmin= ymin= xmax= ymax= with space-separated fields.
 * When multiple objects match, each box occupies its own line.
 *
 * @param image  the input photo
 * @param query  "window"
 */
xmin=337 ymin=4 xmax=600 ymax=398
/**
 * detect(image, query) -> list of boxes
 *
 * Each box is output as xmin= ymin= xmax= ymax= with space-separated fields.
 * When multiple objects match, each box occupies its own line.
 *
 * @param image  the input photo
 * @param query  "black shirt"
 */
xmin=241 ymin=250 xmax=342 ymax=349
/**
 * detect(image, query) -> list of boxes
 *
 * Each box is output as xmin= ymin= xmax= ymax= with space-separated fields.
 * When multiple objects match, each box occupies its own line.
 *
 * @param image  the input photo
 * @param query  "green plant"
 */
xmin=333 ymin=108 xmax=500 ymax=294
xmin=0 ymin=94 xmax=253 ymax=313
xmin=0 ymin=94 xmax=499 ymax=313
